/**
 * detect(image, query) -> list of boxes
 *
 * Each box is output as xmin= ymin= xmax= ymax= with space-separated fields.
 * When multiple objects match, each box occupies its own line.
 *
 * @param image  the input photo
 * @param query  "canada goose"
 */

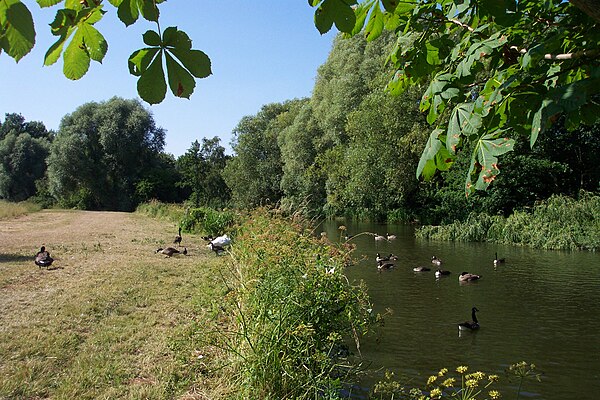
xmin=156 ymin=247 xmax=180 ymax=257
xmin=431 ymin=256 xmax=443 ymax=266
xmin=377 ymin=260 xmax=395 ymax=270
xmin=389 ymin=254 xmax=399 ymax=261
xmin=413 ymin=266 xmax=431 ymax=272
xmin=459 ymin=271 xmax=482 ymax=282
xmin=209 ymin=242 xmax=225 ymax=256
xmin=173 ymin=227 xmax=182 ymax=247
xmin=374 ymin=234 xmax=386 ymax=242
xmin=458 ymin=307 xmax=480 ymax=331
xmin=35 ymin=246 xmax=54 ymax=268
xmin=435 ymin=268 xmax=451 ymax=277
xmin=201 ymin=235 xmax=214 ymax=242
xmin=386 ymin=233 xmax=397 ymax=241
xmin=493 ymin=252 xmax=506 ymax=266
xmin=376 ymin=253 xmax=390 ymax=263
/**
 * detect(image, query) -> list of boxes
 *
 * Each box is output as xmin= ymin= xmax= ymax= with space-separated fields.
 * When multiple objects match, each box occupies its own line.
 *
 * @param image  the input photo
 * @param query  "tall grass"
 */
xmin=220 ymin=208 xmax=375 ymax=399
xmin=180 ymin=207 xmax=236 ymax=237
xmin=0 ymin=200 xmax=42 ymax=219
xmin=416 ymin=193 xmax=600 ymax=251
xmin=135 ymin=199 xmax=185 ymax=222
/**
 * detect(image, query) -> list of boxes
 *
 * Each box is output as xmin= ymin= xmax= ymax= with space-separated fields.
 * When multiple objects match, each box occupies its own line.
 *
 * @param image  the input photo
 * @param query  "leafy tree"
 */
xmin=0 ymin=113 xmax=52 ymax=140
xmin=309 ymin=0 xmax=600 ymax=194
xmin=223 ymin=102 xmax=298 ymax=208
xmin=0 ymin=0 xmax=211 ymax=104
xmin=0 ymin=131 xmax=50 ymax=201
xmin=177 ymin=137 xmax=230 ymax=208
xmin=47 ymin=97 xmax=166 ymax=210
xmin=135 ymin=152 xmax=184 ymax=204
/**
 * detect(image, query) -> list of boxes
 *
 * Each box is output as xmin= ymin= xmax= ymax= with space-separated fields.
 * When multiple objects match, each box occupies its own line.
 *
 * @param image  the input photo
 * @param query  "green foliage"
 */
xmin=47 ymin=97 xmax=167 ymax=211
xmin=176 ymin=137 xmax=230 ymax=208
xmin=135 ymin=199 xmax=184 ymax=223
xmin=416 ymin=193 xmax=600 ymax=251
xmin=179 ymin=206 xmax=235 ymax=237
xmin=0 ymin=114 xmax=51 ymax=202
xmin=222 ymin=208 xmax=375 ymax=399
xmin=1 ymin=0 xmax=209 ymax=104
xmin=312 ymin=0 xmax=600 ymax=194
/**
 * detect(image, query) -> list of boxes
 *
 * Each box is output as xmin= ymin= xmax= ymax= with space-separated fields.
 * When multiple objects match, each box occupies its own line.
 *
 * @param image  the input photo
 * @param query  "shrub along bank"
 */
xmin=416 ymin=193 xmax=600 ymax=251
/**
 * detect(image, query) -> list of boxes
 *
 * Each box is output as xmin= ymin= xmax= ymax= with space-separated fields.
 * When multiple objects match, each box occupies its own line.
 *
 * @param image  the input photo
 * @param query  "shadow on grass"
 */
xmin=0 ymin=253 xmax=34 ymax=263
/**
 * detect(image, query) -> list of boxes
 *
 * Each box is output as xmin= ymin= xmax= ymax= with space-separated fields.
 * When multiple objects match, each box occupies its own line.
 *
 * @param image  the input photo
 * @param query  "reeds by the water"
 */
xmin=416 ymin=194 xmax=600 ymax=251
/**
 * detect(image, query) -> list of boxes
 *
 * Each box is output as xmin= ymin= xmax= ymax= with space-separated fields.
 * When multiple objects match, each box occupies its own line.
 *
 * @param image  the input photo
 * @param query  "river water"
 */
xmin=319 ymin=220 xmax=600 ymax=400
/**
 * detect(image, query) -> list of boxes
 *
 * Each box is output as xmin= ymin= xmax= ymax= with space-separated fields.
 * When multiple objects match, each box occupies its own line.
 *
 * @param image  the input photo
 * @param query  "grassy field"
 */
xmin=0 ymin=210 xmax=234 ymax=399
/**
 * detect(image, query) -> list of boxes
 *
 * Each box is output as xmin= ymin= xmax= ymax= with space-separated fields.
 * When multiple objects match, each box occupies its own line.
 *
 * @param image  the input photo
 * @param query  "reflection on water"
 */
xmin=318 ymin=220 xmax=600 ymax=400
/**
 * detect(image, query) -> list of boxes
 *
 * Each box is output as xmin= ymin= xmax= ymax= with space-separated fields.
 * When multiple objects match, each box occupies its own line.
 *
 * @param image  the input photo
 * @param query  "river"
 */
xmin=319 ymin=220 xmax=600 ymax=400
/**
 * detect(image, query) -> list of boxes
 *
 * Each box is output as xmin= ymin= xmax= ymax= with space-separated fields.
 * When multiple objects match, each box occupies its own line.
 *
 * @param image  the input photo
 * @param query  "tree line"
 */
xmin=1 ymin=32 xmax=598 ymax=223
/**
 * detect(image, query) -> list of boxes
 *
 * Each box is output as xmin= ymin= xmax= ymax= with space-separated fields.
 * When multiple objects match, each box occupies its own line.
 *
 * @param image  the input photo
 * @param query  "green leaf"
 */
xmin=37 ymin=0 xmax=62 ymax=7
xmin=314 ymin=0 xmax=357 ymax=34
xmin=0 ymin=0 xmax=35 ymax=62
xmin=365 ymin=2 xmax=384 ymax=41
xmin=169 ymin=48 xmax=212 ymax=78
xmin=137 ymin=51 xmax=167 ymax=104
xmin=381 ymin=0 xmax=399 ymax=12
xmin=49 ymin=8 xmax=77 ymax=37
xmin=163 ymin=27 xmax=192 ymax=50
xmin=314 ymin=2 xmax=334 ymax=34
xmin=79 ymin=23 xmax=107 ymax=62
xmin=143 ymin=30 xmax=161 ymax=46
xmin=117 ymin=0 xmax=139 ymax=26
xmin=128 ymin=47 xmax=159 ymax=76
xmin=416 ymin=128 xmax=443 ymax=179
xmin=165 ymin=52 xmax=195 ymax=98
xmin=63 ymin=29 xmax=90 ymax=79
xmin=44 ymin=33 xmax=67 ymax=65
xmin=470 ymin=134 xmax=515 ymax=191
xmin=140 ymin=0 xmax=159 ymax=22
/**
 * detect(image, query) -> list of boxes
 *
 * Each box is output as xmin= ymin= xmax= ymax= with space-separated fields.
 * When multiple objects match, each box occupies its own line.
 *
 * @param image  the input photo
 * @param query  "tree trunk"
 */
xmin=570 ymin=0 xmax=600 ymax=23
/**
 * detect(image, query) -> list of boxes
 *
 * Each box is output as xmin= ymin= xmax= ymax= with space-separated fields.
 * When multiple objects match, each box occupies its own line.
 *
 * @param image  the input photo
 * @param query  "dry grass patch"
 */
xmin=0 ymin=210 xmax=235 ymax=399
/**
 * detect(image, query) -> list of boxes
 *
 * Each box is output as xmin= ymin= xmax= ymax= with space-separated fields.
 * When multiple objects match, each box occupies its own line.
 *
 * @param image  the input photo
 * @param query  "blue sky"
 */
xmin=0 ymin=1 xmax=336 ymax=156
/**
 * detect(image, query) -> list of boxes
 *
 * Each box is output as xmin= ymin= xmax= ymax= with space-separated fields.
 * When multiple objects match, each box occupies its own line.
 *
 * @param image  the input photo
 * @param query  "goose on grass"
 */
xmin=35 ymin=246 xmax=54 ymax=268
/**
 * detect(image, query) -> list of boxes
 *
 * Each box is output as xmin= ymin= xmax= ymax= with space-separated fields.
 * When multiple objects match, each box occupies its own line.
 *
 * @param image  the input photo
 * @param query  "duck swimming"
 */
xmin=493 ymin=252 xmax=506 ymax=266
xmin=377 ymin=260 xmax=395 ymax=270
xmin=431 ymin=256 xmax=443 ymax=266
xmin=458 ymin=307 xmax=480 ymax=331
xmin=413 ymin=266 xmax=431 ymax=272
xmin=435 ymin=268 xmax=451 ymax=277
xmin=459 ymin=271 xmax=482 ymax=282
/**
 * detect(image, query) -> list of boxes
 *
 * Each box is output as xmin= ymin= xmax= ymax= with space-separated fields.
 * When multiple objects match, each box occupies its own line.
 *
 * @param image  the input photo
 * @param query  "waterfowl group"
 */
xmin=458 ymin=307 xmax=480 ymax=331
xmin=35 ymin=246 xmax=54 ymax=268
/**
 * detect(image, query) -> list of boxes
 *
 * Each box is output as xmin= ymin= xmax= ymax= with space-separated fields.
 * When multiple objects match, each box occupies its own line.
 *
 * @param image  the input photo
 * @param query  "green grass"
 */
xmin=0 ymin=200 xmax=42 ymax=219
xmin=0 ymin=210 xmax=235 ymax=399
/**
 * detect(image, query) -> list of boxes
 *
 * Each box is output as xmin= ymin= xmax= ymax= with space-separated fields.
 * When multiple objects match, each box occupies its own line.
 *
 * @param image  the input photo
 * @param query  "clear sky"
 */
xmin=0 ymin=1 xmax=336 ymax=156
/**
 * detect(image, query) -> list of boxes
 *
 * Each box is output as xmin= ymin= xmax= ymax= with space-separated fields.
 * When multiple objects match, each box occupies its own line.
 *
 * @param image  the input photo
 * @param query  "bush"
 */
xmin=180 ymin=207 xmax=235 ymax=237
xmin=222 ymin=208 xmax=376 ymax=399
xmin=0 ymin=200 xmax=42 ymax=219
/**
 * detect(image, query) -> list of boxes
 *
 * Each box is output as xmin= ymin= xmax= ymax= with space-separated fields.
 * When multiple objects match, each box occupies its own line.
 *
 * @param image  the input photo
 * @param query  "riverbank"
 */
xmin=0 ymin=209 xmax=233 ymax=398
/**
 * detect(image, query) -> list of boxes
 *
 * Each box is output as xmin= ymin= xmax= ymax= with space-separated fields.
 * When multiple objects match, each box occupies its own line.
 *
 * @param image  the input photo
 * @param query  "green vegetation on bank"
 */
xmin=416 ymin=194 xmax=600 ymax=251
xmin=218 ymin=208 xmax=375 ymax=399
xmin=0 ymin=199 xmax=41 ymax=219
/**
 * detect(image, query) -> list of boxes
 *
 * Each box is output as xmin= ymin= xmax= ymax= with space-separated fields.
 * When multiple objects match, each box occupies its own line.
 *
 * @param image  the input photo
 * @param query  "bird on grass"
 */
xmin=156 ymin=247 xmax=180 ymax=257
xmin=35 ymin=246 xmax=54 ymax=268
xmin=173 ymin=227 xmax=182 ymax=247
xmin=493 ymin=252 xmax=506 ymax=266
xmin=209 ymin=242 xmax=225 ymax=256
xmin=459 ymin=271 xmax=482 ymax=282
xmin=458 ymin=307 xmax=480 ymax=331
xmin=182 ymin=247 xmax=188 ymax=256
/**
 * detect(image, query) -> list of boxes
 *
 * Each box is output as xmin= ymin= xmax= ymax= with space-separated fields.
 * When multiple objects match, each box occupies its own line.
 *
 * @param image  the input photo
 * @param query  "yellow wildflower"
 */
xmin=465 ymin=379 xmax=479 ymax=388
xmin=468 ymin=371 xmax=485 ymax=380
xmin=489 ymin=390 xmax=502 ymax=399
xmin=442 ymin=378 xmax=456 ymax=387
xmin=430 ymin=388 xmax=443 ymax=398
xmin=438 ymin=368 xmax=448 ymax=377
xmin=488 ymin=374 xmax=499 ymax=382
xmin=456 ymin=365 xmax=468 ymax=374
xmin=427 ymin=375 xmax=438 ymax=386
